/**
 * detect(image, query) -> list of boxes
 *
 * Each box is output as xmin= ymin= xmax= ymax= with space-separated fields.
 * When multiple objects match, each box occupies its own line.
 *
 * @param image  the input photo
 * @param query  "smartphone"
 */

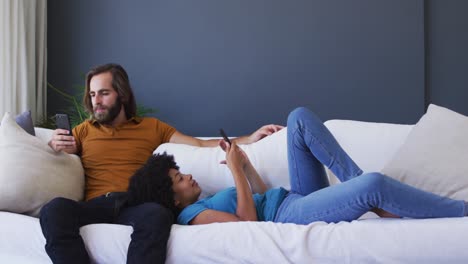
xmin=219 ymin=128 xmax=231 ymax=144
xmin=55 ymin=114 xmax=72 ymax=135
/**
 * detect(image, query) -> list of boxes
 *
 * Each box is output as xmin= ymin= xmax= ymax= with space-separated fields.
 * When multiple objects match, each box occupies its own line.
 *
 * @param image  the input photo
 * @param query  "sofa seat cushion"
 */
xmin=1 ymin=211 xmax=468 ymax=264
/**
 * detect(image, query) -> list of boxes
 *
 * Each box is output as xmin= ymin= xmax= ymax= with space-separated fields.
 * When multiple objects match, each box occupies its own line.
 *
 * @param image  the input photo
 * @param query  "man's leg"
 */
xmin=287 ymin=107 xmax=362 ymax=195
xmin=39 ymin=196 xmax=116 ymax=264
xmin=116 ymin=203 xmax=173 ymax=264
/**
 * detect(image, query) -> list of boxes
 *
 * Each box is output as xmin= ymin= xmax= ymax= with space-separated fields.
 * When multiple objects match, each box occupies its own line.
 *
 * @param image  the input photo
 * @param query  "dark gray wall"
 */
xmin=48 ymin=0 xmax=427 ymax=136
xmin=426 ymin=0 xmax=468 ymax=115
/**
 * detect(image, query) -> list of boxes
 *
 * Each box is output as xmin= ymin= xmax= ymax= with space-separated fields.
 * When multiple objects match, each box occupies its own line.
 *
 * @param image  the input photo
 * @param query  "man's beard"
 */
xmin=93 ymin=97 xmax=123 ymax=125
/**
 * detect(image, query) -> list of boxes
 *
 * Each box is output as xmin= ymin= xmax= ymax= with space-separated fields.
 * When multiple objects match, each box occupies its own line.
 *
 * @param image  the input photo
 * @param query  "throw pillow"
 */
xmin=324 ymin=119 xmax=413 ymax=185
xmin=381 ymin=104 xmax=468 ymax=201
xmin=15 ymin=110 xmax=35 ymax=136
xmin=0 ymin=112 xmax=85 ymax=217
xmin=154 ymin=128 xmax=289 ymax=198
xmin=0 ymin=110 xmax=35 ymax=136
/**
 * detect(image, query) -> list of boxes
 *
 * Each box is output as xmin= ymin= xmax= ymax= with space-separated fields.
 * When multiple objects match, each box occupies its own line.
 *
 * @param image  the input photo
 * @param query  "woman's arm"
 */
xmin=189 ymin=142 xmax=264 ymax=225
xmin=243 ymin=162 xmax=268 ymax=194
xmin=230 ymin=164 xmax=258 ymax=221
xmin=190 ymin=209 xmax=240 ymax=225
xmin=222 ymin=141 xmax=258 ymax=222
xmin=189 ymin=169 xmax=258 ymax=225
xmin=219 ymin=140 xmax=268 ymax=194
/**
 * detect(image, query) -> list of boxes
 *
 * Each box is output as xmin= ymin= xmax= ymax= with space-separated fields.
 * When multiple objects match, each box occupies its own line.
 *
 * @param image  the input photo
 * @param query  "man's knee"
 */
xmin=40 ymin=197 xmax=80 ymax=238
xmin=41 ymin=197 xmax=77 ymax=220
xmin=133 ymin=203 xmax=174 ymax=231
xmin=125 ymin=203 xmax=173 ymax=263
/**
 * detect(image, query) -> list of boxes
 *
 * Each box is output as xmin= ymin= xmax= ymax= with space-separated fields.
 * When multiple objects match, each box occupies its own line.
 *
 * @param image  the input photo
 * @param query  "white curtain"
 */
xmin=0 ymin=0 xmax=47 ymax=123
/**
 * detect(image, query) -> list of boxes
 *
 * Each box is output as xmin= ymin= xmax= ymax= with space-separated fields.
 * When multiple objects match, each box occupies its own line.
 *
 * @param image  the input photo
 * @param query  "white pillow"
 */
xmin=381 ymin=104 xmax=468 ymax=201
xmin=324 ymin=120 xmax=413 ymax=184
xmin=154 ymin=128 xmax=289 ymax=198
xmin=0 ymin=112 xmax=85 ymax=217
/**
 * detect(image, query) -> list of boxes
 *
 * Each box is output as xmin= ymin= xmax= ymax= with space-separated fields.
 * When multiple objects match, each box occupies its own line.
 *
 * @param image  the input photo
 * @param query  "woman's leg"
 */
xmin=275 ymin=172 xmax=465 ymax=224
xmin=287 ymin=107 xmax=362 ymax=195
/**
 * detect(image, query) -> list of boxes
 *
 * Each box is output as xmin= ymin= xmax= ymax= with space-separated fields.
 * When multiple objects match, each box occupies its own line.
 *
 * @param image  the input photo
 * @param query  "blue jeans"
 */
xmin=40 ymin=194 xmax=173 ymax=264
xmin=274 ymin=107 xmax=465 ymax=224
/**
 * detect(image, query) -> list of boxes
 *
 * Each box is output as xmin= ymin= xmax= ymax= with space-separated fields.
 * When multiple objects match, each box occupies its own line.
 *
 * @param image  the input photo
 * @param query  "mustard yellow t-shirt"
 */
xmin=72 ymin=117 xmax=176 ymax=201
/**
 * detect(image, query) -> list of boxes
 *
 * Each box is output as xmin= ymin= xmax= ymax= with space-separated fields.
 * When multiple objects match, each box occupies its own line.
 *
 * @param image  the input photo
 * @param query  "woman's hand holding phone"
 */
xmin=219 ymin=129 xmax=249 ymax=171
xmin=219 ymin=129 xmax=268 ymax=194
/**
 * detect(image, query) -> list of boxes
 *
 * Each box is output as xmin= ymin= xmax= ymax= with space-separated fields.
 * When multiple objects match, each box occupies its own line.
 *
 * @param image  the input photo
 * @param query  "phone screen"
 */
xmin=219 ymin=128 xmax=231 ymax=144
xmin=55 ymin=114 xmax=72 ymax=135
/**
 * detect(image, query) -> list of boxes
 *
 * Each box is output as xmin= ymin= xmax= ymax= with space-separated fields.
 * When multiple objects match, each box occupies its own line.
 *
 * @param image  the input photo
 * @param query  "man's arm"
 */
xmin=234 ymin=124 xmax=284 ymax=145
xmin=169 ymin=131 xmax=219 ymax=147
xmin=48 ymin=129 xmax=78 ymax=154
xmin=169 ymin=124 xmax=284 ymax=147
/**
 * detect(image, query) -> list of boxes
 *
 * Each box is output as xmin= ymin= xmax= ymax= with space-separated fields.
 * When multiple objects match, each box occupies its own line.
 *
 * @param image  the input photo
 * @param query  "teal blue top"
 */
xmin=177 ymin=187 xmax=288 ymax=225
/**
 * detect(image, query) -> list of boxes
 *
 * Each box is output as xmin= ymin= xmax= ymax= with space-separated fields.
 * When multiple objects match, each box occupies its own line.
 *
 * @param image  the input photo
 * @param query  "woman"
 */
xmin=127 ymin=107 xmax=468 ymax=225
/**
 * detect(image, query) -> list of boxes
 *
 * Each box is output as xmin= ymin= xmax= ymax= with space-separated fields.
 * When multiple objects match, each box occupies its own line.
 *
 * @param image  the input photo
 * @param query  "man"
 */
xmin=40 ymin=63 xmax=283 ymax=264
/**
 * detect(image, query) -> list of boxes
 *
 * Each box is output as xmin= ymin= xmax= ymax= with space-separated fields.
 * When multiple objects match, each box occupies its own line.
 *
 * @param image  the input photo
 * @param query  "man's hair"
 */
xmin=127 ymin=152 xmax=180 ymax=216
xmin=84 ymin=63 xmax=137 ymax=119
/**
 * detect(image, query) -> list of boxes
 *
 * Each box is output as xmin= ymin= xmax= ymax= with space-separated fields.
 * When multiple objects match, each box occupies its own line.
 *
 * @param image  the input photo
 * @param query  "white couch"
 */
xmin=1 ymin=120 xmax=467 ymax=263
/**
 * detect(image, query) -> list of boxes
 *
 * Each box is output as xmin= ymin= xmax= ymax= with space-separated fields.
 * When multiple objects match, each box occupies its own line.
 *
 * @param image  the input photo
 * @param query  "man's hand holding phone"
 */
xmin=48 ymin=114 xmax=77 ymax=153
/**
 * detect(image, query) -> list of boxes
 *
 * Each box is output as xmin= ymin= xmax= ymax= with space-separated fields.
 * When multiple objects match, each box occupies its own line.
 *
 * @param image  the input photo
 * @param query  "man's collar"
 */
xmin=90 ymin=116 xmax=142 ymax=126
xmin=129 ymin=116 xmax=143 ymax=123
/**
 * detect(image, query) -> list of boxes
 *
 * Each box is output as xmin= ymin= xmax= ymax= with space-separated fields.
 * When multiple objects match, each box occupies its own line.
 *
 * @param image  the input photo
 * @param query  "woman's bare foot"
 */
xmin=371 ymin=208 xmax=400 ymax=218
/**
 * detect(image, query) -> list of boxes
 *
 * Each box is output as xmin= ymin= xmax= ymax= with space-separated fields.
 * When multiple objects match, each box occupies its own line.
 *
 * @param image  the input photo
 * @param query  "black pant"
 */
xmin=39 ymin=194 xmax=173 ymax=264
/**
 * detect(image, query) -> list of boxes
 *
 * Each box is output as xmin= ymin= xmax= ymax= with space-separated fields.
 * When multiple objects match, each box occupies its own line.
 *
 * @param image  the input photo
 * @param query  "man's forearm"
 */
xmin=198 ymin=135 xmax=250 ymax=147
xmin=232 ymin=135 xmax=250 ymax=145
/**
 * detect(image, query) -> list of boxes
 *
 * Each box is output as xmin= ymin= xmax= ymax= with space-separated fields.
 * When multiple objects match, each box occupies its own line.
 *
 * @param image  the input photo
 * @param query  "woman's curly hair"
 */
xmin=127 ymin=152 xmax=180 ymax=216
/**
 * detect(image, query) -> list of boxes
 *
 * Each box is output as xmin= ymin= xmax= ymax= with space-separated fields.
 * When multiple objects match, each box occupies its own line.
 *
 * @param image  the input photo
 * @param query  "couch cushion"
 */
xmin=0 ymin=112 xmax=84 ymax=217
xmin=382 ymin=104 xmax=468 ymax=201
xmin=34 ymin=127 xmax=54 ymax=143
xmin=2 ymin=211 xmax=468 ymax=264
xmin=324 ymin=120 xmax=413 ymax=184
